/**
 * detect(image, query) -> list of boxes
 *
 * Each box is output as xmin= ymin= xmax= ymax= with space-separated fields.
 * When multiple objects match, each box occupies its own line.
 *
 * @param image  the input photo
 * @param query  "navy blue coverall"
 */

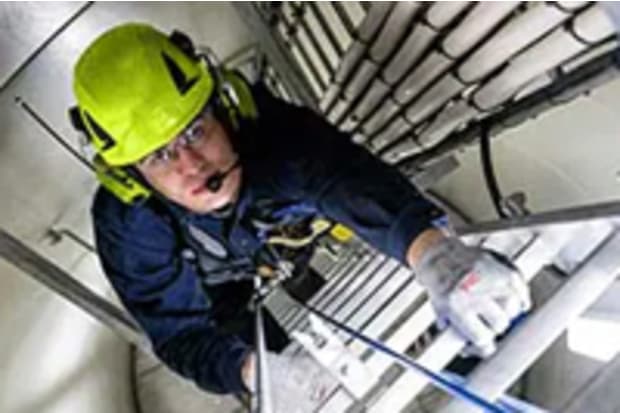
xmin=93 ymin=83 xmax=439 ymax=394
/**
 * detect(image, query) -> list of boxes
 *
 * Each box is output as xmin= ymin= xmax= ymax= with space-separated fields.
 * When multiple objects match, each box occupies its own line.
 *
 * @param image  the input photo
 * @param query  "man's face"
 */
xmin=136 ymin=109 xmax=242 ymax=214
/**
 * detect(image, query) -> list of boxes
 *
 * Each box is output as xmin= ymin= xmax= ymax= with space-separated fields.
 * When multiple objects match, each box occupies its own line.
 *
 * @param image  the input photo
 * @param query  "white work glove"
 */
xmin=414 ymin=237 xmax=532 ymax=357
xmin=244 ymin=352 xmax=337 ymax=413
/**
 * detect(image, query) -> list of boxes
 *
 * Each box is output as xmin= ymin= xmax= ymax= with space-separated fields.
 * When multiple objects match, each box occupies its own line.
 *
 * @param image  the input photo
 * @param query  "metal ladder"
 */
xmin=265 ymin=201 xmax=620 ymax=413
xmin=2 ymin=203 xmax=620 ymax=413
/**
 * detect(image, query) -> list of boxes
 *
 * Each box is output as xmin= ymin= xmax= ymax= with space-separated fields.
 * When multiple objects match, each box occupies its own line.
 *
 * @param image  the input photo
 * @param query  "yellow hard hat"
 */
xmin=73 ymin=23 xmax=213 ymax=166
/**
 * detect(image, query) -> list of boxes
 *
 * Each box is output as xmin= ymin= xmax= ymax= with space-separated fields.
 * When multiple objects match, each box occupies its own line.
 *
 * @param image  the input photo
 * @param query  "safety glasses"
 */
xmin=138 ymin=105 xmax=216 ymax=169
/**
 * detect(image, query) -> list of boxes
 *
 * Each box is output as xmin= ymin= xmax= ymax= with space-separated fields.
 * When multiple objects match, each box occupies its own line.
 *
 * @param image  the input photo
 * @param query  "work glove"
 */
xmin=244 ymin=351 xmax=337 ymax=412
xmin=414 ymin=237 xmax=531 ymax=357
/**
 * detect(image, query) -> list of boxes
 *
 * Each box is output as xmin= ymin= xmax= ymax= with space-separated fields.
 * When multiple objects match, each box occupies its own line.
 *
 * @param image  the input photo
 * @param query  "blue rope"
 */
xmin=302 ymin=303 xmax=518 ymax=413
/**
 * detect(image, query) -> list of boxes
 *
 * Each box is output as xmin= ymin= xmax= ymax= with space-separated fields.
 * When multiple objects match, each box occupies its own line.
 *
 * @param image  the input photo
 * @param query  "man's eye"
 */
xmin=140 ymin=146 xmax=173 ymax=168
xmin=153 ymin=148 xmax=170 ymax=162
xmin=188 ymin=124 xmax=206 ymax=144
xmin=185 ymin=125 xmax=209 ymax=146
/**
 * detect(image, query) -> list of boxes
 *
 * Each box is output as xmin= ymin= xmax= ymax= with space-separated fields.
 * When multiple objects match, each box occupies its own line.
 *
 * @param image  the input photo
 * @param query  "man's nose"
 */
xmin=173 ymin=145 xmax=208 ymax=175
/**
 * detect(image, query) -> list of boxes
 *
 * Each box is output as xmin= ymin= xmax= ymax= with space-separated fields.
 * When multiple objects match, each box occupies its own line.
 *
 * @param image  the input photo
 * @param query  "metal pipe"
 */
xmin=307 ymin=3 xmax=344 ymax=57
xmin=323 ymin=3 xmax=394 ymax=117
xmin=336 ymin=3 xmax=435 ymax=127
xmin=359 ymin=3 xmax=474 ymax=139
xmin=0 ymin=229 xmax=150 ymax=352
xmin=440 ymin=231 xmax=620 ymax=413
xmin=329 ymin=2 xmax=357 ymax=39
xmin=233 ymin=3 xmax=319 ymax=110
xmin=291 ymin=3 xmax=335 ymax=81
xmin=370 ymin=3 xmax=586 ymax=152
xmin=271 ymin=5 xmax=327 ymax=93
xmin=398 ymin=46 xmax=620 ymax=169
xmin=454 ymin=199 xmax=620 ymax=238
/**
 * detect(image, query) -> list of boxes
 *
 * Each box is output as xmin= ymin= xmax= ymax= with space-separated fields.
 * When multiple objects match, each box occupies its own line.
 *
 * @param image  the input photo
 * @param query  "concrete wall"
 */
xmin=0 ymin=3 xmax=251 ymax=413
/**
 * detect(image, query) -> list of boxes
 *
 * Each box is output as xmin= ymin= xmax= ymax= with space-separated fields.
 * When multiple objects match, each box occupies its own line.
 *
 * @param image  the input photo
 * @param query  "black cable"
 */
xmin=479 ymin=122 xmax=508 ymax=219
xmin=15 ymin=96 xmax=95 ymax=172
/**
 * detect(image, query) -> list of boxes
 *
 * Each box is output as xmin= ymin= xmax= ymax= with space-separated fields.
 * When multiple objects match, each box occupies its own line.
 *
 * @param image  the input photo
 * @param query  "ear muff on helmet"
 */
xmin=168 ymin=30 xmax=259 ymax=156
xmin=168 ymin=29 xmax=259 ymax=131
xmin=209 ymin=69 xmax=259 ymax=140
xmin=222 ymin=70 xmax=259 ymax=121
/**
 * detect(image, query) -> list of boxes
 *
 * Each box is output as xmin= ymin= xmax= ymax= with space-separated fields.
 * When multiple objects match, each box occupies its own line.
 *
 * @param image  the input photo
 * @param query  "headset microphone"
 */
xmin=205 ymin=160 xmax=240 ymax=192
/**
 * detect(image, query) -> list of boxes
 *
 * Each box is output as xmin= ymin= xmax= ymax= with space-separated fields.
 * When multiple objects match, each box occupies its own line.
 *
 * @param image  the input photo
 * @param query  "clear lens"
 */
xmin=138 ymin=105 xmax=213 ymax=169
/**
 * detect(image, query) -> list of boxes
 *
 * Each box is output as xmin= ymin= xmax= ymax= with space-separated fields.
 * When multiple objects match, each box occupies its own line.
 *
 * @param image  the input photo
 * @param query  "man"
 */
xmin=73 ymin=23 xmax=530 ymax=407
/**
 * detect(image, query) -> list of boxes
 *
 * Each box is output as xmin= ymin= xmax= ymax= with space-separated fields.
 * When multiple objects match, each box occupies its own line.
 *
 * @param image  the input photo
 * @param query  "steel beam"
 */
xmin=0 ymin=229 xmax=150 ymax=352
xmin=455 ymin=200 xmax=620 ymax=238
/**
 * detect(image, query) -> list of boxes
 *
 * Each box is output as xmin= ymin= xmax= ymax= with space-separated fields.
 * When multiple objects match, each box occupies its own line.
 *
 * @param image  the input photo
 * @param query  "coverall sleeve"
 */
xmin=93 ymin=192 xmax=250 ymax=394
xmin=253 ymin=84 xmax=441 ymax=264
